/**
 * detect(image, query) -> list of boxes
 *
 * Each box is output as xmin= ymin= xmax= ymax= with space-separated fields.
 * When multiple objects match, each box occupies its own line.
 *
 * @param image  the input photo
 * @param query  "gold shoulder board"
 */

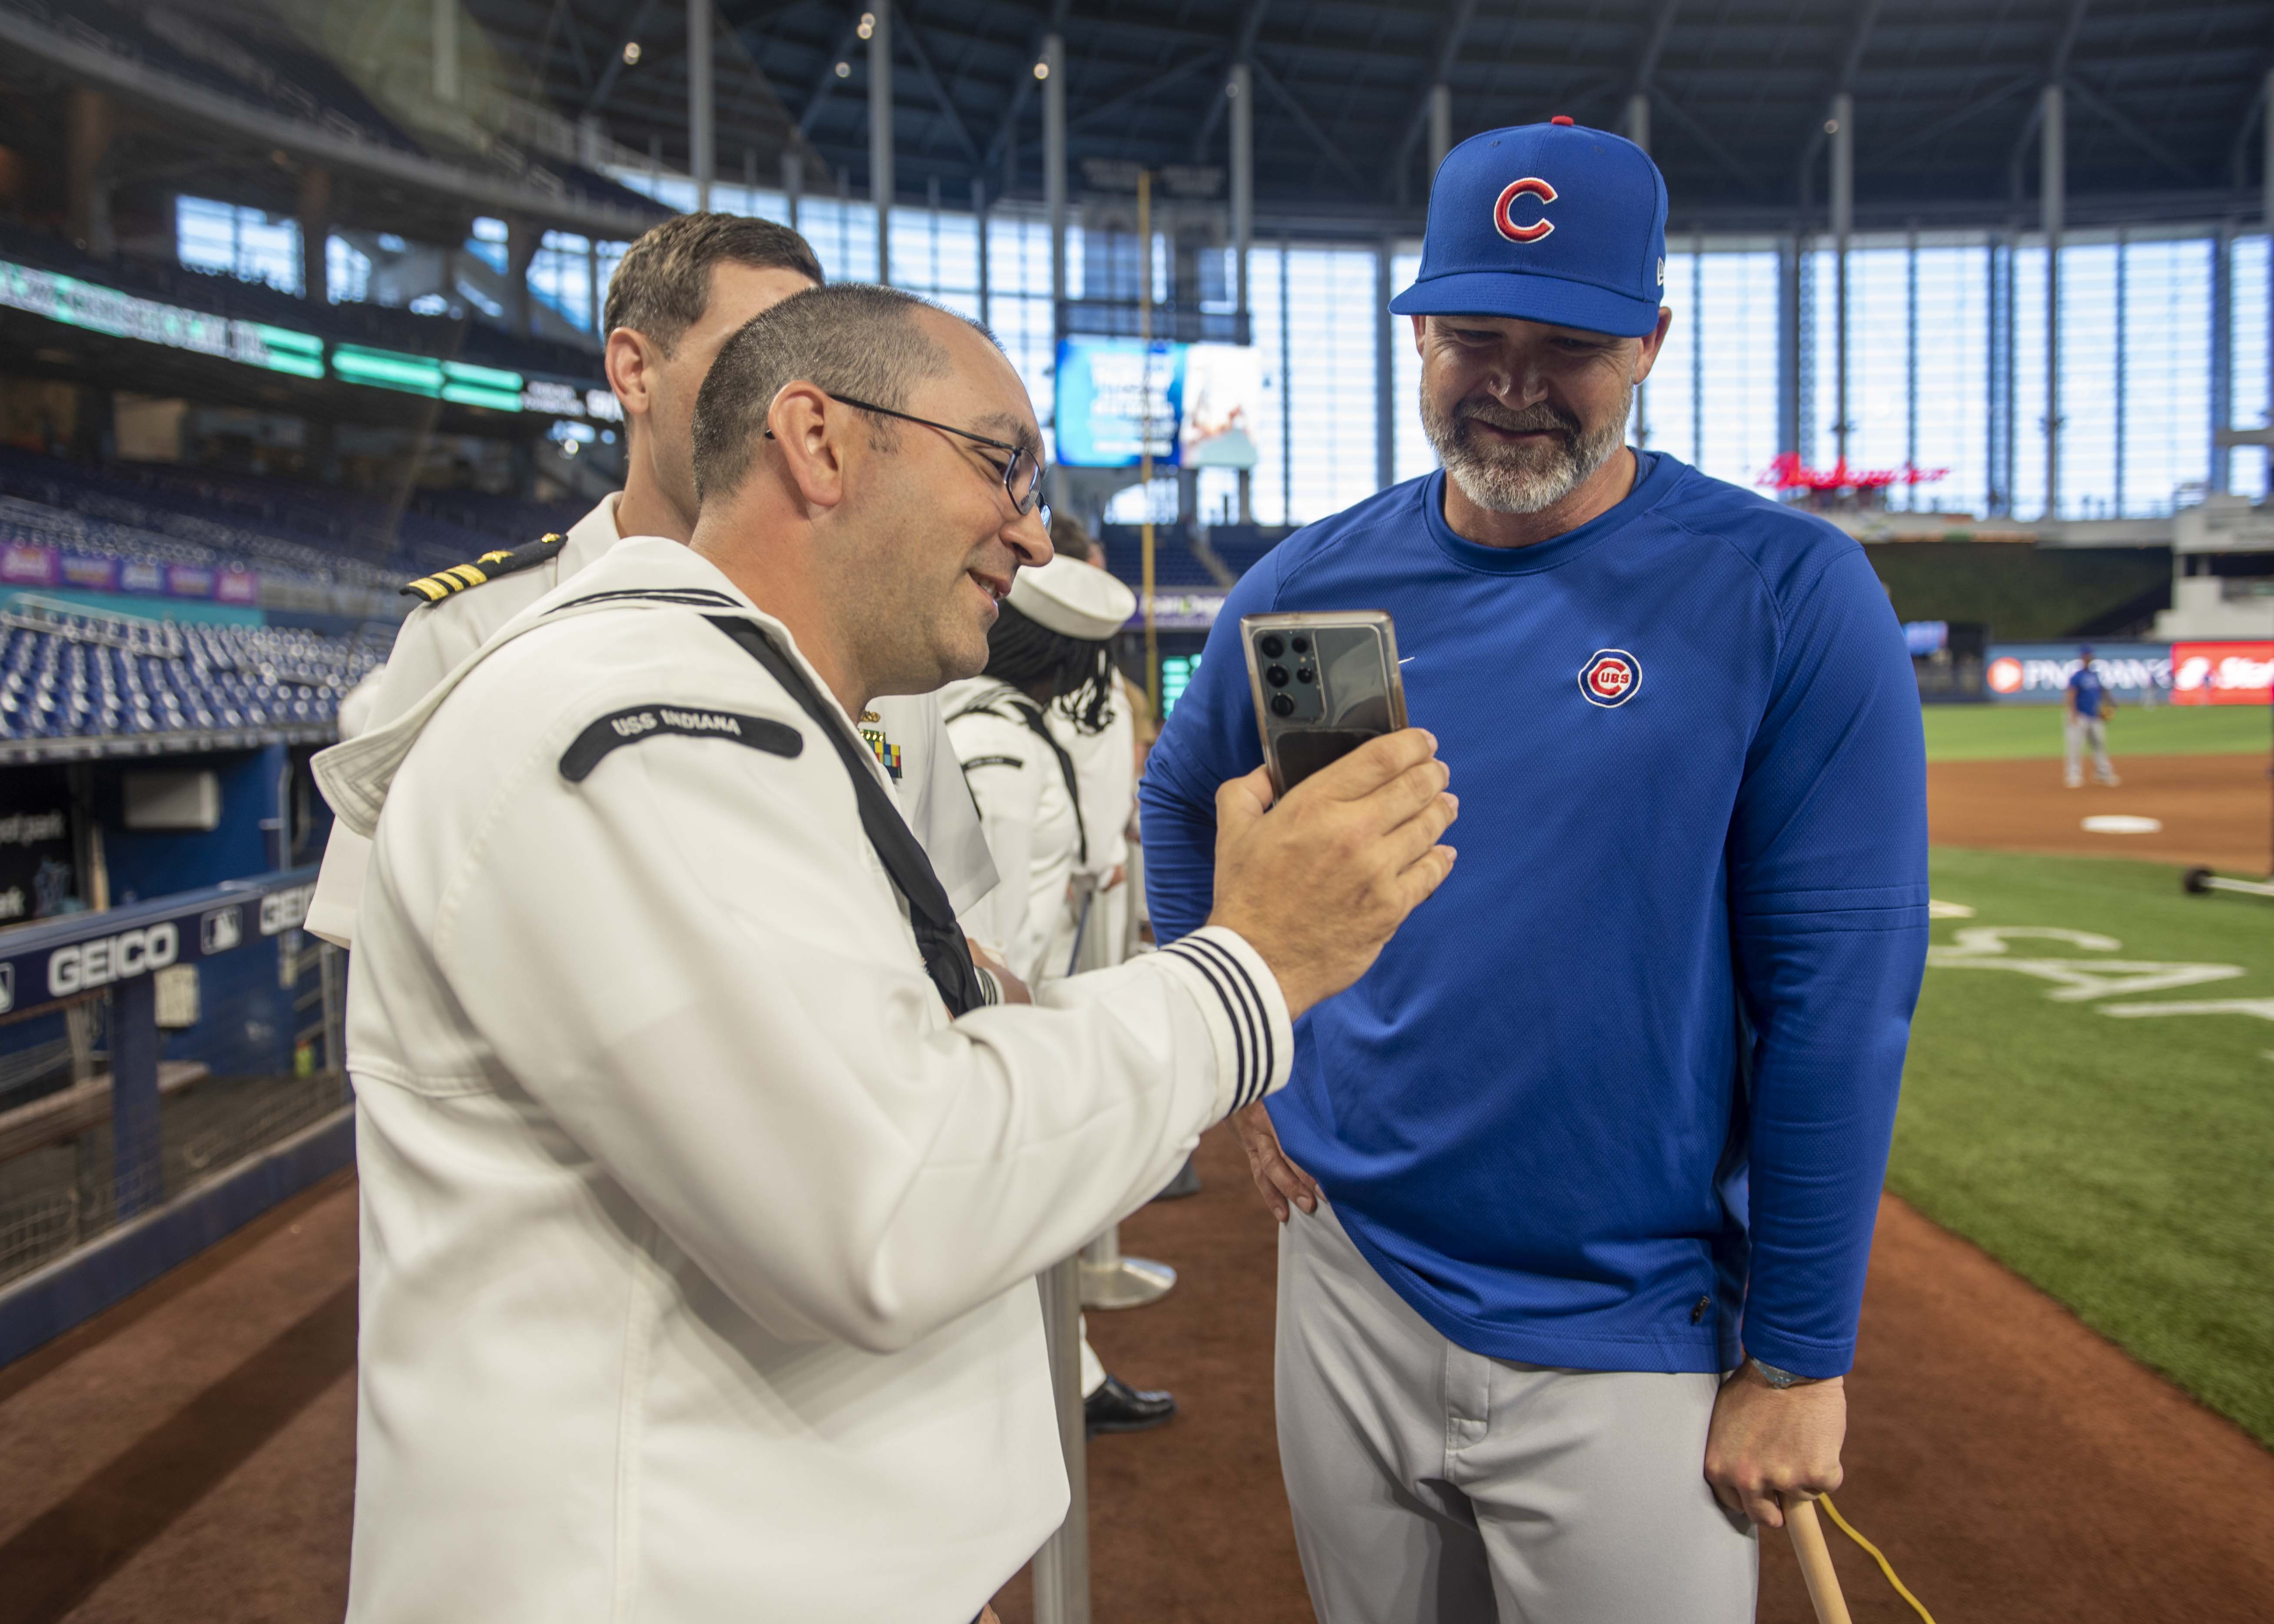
xmin=401 ymin=532 xmax=568 ymax=603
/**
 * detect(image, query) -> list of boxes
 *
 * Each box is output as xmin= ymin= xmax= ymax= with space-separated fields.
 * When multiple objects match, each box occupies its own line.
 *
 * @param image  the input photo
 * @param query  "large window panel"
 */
xmin=1693 ymin=251 xmax=1780 ymax=494
xmin=2057 ymin=244 xmax=2120 ymax=519
xmin=1282 ymin=249 xmax=1380 ymax=524
xmin=176 ymin=197 xmax=302 ymax=295
xmin=2121 ymin=236 xmax=2211 ymax=515
xmin=2230 ymin=233 xmax=2271 ymax=500
xmin=1910 ymin=245 xmax=1989 ymax=515
xmin=1640 ymin=247 xmax=1697 ymax=465
xmin=1242 ymin=245 xmax=1291 ymax=527
xmin=1391 ymin=249 xmax=1436 ymax=485
xmin=1845 ymin=247 xmax=1912 ymax=480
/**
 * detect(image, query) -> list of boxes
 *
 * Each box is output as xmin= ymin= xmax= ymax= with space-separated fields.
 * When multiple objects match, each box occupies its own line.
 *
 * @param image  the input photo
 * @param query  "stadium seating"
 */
xmin=0 ymin=450 xmax=585 ymax=594
xmin=0 ymin=607 xmax=379 ymax=742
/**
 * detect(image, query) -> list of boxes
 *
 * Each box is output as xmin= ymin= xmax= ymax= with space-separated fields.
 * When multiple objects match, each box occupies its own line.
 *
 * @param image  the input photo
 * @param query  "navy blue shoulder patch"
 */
xmin=560 ymin=706 xmax=802 ymax=783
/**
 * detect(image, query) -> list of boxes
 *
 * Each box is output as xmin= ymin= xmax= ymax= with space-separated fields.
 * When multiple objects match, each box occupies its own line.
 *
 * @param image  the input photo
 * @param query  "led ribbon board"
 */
xmin=0 ymin=260 xmax=324 ymax=378
xmin=1 ymin=259 xmax=614 ymax=419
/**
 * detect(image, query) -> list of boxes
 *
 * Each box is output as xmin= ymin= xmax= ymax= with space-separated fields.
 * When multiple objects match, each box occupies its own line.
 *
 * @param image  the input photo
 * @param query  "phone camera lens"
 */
xmin=1290 ymin=635 xmax=1311 ymax=655
xmin=1265 ymin=664 xmax=1290 ymax=688
xmin=1269 ymin=692 xmax=1296 ymax=717
xmin=1259 ymin=634 xmax=1285 ymax=659
xmin=1295 ymin=666 xmax=1315 ymax=684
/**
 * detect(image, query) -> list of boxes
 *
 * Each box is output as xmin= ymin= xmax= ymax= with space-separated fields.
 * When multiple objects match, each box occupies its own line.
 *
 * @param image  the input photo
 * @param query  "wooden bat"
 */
xmin=1786 ymin=1499 xmax=1854 ymax=1624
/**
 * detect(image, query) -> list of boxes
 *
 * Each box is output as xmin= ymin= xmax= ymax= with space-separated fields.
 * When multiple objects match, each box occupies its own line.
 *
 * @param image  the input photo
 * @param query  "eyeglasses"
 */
xmin=771 ymin=390 xmax=1049 ymax=519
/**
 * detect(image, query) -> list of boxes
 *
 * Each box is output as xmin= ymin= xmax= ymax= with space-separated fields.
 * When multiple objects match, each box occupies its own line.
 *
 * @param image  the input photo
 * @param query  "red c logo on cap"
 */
xmin=1493 ymin=177 xmax=1558 ymax=244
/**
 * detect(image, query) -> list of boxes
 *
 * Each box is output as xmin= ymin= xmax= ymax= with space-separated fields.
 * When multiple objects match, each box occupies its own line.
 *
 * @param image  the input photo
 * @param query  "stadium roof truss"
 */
xmin=481 ymin=0 xmax=2274 ymax=232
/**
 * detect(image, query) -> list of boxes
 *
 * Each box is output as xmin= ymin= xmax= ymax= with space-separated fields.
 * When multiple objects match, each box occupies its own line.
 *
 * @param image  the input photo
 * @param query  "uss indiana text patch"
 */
xmin=560 ymin=706 xmax=803 ymax=782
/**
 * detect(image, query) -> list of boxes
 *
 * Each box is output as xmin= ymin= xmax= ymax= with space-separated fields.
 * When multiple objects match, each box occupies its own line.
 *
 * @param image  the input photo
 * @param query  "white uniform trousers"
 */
xmin=2064 ymin=713 xmax=2114 ymax=785
xmin=1275 ymin=1201 xmax=1757 ymax=1624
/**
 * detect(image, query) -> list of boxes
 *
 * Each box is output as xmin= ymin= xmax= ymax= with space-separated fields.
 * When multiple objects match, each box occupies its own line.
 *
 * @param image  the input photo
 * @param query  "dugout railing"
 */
xmin=0 ymin=865 xmax=351 ymax=1365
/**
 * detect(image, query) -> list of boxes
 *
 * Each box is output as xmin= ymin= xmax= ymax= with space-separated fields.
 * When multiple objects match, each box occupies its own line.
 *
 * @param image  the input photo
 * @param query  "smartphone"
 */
xmin=1240 ymin=611 xmax=1408 ymax=795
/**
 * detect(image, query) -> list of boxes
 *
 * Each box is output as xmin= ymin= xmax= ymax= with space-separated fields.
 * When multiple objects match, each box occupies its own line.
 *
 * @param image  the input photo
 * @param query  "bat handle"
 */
xmin=1785 ymin=1498 xmax=1855 ymax=1624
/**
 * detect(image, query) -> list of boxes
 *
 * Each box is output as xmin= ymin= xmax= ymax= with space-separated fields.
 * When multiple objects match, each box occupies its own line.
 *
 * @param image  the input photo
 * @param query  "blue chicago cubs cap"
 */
xmin=1390 ymin=117 xmax=1669 ymax=338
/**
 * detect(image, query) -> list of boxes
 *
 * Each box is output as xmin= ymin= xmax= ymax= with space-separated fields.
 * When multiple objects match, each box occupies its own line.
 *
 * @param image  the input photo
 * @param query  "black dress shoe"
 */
xmin=1151 ymin=1154 xmax=1202 ymax=1202
xmin=1085 ymin=1373 xmax=1177 ymax=1435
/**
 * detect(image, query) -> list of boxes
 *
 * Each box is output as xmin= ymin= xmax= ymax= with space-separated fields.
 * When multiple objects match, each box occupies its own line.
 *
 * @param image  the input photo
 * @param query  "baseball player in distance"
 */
xmin=1140 ymin=119 xmax=1929 ymax=1621
xmin=305 ymin=213 xmax=999 ymax=951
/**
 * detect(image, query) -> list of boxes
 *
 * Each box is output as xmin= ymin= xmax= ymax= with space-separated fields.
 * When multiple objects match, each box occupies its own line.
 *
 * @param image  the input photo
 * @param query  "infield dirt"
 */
xmin=1929 ymin=750 xmax=2271 ymax=872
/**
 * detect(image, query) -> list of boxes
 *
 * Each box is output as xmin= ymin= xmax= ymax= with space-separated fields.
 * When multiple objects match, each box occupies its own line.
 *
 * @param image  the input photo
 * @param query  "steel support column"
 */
xmin=1428 ymin=84 xmax=1452 ymax=185
xmin=1045 ymin=32 xmax=1067 ymax=315
xmin=432 ymin=0 xmax=459 ymax=103
xmin=1830 ymin=92 xmax=1852 ymax=474
xmin=1624 ymin=91 xmax=1650 ymax=153
xmin=297 ymin=165 xmax=330 ymax=305
xmin=688 ymin=0 xmax=714 ymax=211
xmin=2211 ymin=218 xmax=2233 ymax=496
xmin=782 ymin=150 xmax=802 ymax=230
xmin=2042 ymin=83 xmax=2064 ymax=515
xmin=1231 ymin=61 xmax=1254 ymax=521
xmin=973 ymin=177 xmax=989 ymax=328
xmin=1377 ymin=239 xmax=1396 ymax=491
xmin=869 ymin=3 xmax=892 ymax=282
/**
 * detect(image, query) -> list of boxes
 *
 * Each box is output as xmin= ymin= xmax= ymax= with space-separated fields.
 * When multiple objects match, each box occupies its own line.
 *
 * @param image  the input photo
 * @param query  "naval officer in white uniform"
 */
xmin=943 ymin=549 xmax=1179 ymax=1436
xmin=306 ymin=213 xmax=997 ymax=948
xmin=321 ymin=281 xmax=1458 ymax=1623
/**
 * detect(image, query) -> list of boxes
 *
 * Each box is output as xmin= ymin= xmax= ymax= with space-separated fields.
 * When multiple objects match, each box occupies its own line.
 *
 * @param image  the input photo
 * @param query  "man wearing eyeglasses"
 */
xmin=305 ymin=212 xmax=999 ymax=964
xmin=321 ymin=281 xmax=1461 ymax=1623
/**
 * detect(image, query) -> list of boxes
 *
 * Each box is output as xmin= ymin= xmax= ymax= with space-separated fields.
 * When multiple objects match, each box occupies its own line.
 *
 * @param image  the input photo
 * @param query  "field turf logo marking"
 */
xmin=1927 ymin=925 xmax=2244 ymax=1004
xmin=1578 ymin=650 xmax=1640 ymax=708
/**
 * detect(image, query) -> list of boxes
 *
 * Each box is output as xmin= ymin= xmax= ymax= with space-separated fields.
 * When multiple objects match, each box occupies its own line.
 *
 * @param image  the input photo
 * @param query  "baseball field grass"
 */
xmin=1895 ymin=846 xmax=2274 ymax=1445
xmin=1922 ymin=704 xmax=2273 ymax=762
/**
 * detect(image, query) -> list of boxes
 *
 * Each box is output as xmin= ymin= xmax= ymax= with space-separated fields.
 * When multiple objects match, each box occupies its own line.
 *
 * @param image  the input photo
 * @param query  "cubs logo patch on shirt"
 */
xmin=1578 ymin=650 xmax=1641 ymax=708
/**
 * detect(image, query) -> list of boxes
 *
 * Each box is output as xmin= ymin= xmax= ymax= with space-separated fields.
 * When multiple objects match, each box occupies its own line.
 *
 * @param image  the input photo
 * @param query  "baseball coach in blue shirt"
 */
xmin=1139 ymin=119 xmax=1929 ymax=1621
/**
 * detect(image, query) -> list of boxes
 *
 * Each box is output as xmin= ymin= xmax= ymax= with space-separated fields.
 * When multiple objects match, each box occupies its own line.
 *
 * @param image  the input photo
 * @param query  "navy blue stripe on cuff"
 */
xmin=1162 ymin=941 xmax=1254 ymax=1106
xmin=1176 ymin=935 xmax=1271 ymax=1109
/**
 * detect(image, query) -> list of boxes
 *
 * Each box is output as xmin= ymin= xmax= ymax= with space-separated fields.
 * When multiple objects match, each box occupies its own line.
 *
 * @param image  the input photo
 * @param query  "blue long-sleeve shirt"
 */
xmin=1140 ymin=456 xmax=1928 ymax=1378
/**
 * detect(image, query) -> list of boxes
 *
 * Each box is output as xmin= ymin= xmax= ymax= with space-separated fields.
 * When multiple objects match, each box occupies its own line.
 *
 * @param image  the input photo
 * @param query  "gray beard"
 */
xmin=1422 ymin=388 xmax=1631 ymax=515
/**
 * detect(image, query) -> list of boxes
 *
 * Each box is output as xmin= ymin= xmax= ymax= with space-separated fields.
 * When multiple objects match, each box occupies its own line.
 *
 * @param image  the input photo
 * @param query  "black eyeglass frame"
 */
xmin=766 ymin=390 xmax=1049 ymax=519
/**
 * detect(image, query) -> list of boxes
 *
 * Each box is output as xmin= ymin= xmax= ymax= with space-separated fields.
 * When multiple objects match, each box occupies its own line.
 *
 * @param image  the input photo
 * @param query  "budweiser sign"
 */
xmin=2171 ymin=641 xmax=2274 ymax=706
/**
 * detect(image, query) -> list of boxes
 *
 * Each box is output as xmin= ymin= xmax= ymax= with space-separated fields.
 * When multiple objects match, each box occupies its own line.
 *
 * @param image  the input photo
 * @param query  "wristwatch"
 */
xmin=1747 ymin=1356 xmax=1819 ymax=1389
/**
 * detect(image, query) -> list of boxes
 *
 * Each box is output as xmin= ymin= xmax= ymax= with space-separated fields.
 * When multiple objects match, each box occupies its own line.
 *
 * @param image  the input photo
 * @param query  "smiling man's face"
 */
xmin=1414 ymin=313 xmax=1657 ymax=515
xmin=838 ymin=312 xmax=1052 ymax=696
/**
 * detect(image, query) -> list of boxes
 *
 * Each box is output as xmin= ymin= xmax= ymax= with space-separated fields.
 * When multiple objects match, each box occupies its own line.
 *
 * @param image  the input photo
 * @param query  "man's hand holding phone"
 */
xmin=1205 ymin=727 xmax=1457 ymax=1021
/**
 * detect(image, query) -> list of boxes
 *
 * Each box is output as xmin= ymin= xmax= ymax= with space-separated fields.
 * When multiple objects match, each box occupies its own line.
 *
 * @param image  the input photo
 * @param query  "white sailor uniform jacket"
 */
xmin=318 ymin=537 xmax=1290 ymax=1624
xmin=939 ymin=676 xmax=1086 ymax=988
xmin=305 ymin=491 xmax=997 ymax=945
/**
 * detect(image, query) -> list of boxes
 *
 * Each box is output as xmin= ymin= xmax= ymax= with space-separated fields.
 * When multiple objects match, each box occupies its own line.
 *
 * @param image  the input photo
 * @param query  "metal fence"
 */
xmin=0 ymin=868 xmax=342 ymax=1289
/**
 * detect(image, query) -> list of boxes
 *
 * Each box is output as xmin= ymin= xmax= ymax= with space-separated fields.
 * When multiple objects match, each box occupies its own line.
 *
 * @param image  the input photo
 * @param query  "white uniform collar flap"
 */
xmin=314 ymin=537 xmax=837 ymax=837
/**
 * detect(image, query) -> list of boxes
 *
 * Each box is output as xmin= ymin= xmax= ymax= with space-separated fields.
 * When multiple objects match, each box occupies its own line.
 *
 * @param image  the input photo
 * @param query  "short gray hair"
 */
xmin=693 ymin=283 xmax=979 ymax=504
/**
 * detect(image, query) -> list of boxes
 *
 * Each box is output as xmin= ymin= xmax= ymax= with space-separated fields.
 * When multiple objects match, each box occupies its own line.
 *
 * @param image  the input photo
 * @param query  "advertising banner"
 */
xmin=60 ymin=553 xmax=120 ymax=592
xmin=0 ymin=768 xmax=76 ymax=926
xmin=2171 ymin=641 xmax=2274 ymax=706
xmin=1984 ymin=643 xmax=2171 ymax=705
xmin=0 ymin=542 xmax=256 ymax=605
xmin=0 ymin=544 xmax=57 ymax=587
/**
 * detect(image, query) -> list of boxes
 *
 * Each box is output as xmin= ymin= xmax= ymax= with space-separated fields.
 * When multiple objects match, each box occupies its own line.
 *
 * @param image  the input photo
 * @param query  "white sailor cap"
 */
xmin=1007 ymin=553 xmax=1138 ymax=643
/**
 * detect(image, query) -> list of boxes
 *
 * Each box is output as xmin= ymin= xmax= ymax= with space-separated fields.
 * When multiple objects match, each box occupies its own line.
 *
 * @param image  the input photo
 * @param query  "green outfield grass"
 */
xmin=1922 ymin=704 xmax=2273 ymax=762
xmin=1894 ymin=847 xmax=2274 ymax=1445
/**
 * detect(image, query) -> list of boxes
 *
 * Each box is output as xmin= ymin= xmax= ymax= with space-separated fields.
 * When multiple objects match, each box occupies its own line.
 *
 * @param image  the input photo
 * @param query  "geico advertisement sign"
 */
xmin=1984 ymin=644 xmax=2171 ymax=704
xmin=47 ymin=921 xmax=179 ymax=995
xmin=2171 ymin=641 xmax=2274 ymax=705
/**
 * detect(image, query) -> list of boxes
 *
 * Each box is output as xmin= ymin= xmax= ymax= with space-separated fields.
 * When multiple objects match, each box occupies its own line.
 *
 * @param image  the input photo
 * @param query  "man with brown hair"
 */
xmin=307 ymin=213 xmax=998 ymax=945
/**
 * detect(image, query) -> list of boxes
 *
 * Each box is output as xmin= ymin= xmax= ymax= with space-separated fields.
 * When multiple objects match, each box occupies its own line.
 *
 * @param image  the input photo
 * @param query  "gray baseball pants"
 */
xmin=1275 ymin=1201 xmax=1757 ymax=1623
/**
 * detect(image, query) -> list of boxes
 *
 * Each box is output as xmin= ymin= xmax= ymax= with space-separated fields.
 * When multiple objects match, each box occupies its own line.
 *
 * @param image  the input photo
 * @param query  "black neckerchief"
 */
xmin=704 ymin=616 xmax=983 ymax=1017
